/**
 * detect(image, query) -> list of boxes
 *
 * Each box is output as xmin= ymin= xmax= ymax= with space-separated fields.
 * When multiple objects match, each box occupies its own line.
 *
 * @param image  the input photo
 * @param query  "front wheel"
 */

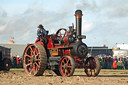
xmin=84 ymin=57 xmax=101 ymax=77
xmin=59 ymin=56 xmax=75 ymax=77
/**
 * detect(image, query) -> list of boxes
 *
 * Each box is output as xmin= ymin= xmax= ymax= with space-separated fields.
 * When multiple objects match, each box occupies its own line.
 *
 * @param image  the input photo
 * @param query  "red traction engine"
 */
xmin=23 ymin=10 xmax=101 ymax=77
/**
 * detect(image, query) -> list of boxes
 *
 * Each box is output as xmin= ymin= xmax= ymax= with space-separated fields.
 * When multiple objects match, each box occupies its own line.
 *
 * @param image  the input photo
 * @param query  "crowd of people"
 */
xmin=10 ymin=55 xmax=23 ymax=68
xmin=97 ymin=54 xmax=128 ymax=69
xmin=9 ymin=54 xmax=128 ymax=69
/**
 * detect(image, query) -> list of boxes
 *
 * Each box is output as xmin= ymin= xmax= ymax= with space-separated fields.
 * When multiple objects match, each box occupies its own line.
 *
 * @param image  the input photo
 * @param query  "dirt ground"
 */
xmin=0 ymin=69 xmax=128 ymax=85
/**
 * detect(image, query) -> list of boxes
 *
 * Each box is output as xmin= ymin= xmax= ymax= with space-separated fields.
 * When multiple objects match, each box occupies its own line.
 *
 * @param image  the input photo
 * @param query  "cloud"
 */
xmin=75 ymin=0 xmax=128 ymax=18
xmin=82 ymin=20 xmax=94 ymax=33
xmin=0 ymin=7 xmax=8 ymax=26
xmin=0 ymin=24 xmax=6 ymax=32
xmin=0 ymin=0 xmax=127 ymax=47
xmin=0 ymin=1 xmax=76 ymax=43
xmin=76 ymin=0 xmax=98 ymax=12
xmin=101 ymin=0 xmax=128 ymax=18
xmin=126 ymin=32 xmax=128 ymax=36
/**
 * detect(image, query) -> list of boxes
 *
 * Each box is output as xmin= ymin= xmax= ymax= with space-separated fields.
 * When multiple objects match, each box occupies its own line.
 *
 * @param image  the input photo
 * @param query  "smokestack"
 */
xmin=75 ymin=10 xmax=83 ymax=41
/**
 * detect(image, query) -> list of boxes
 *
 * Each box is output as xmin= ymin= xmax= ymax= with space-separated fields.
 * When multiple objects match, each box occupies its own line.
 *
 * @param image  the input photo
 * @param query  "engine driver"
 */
xmin=35 ymin=24 xmax=48 ymax=44
xmin=37 ymin=24 xmax=47 ymax=37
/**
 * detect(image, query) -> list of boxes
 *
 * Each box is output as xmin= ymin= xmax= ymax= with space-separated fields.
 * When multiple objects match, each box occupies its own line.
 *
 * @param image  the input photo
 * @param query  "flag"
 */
xmin=11 ymin=37 xmax=14 ymax=39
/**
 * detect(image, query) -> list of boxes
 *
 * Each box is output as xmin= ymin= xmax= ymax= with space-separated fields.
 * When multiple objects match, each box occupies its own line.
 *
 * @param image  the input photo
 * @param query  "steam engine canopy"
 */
xmin=70 ymin=41 xmax=88 ymax=58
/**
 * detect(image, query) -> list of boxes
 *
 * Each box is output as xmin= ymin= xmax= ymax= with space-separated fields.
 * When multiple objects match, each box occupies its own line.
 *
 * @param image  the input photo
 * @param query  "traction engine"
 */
xmin=23 ymin=10 xmax=101 ymax=77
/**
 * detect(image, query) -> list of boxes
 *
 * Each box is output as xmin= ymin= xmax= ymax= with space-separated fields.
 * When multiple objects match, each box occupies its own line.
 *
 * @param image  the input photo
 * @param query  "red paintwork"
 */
xmin=47 ymin=38 xmax=54 ymax=49
xmin=34 ymin=29 xmax=84 ymax=69
xmin=63 ymin=32 xmax=72 ymax=44
xmin=74 ymin=56 xmax=84 ymax=68
xmin=63 ymin=36 xmax=69 ymax=44
xmin=63 ymin=49 xmax=71 ymax=56
xmin=35 ymin=38 xmax=44 ymax=46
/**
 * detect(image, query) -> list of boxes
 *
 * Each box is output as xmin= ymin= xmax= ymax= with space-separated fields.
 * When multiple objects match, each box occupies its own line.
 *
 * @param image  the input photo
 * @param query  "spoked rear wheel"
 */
xmin=23 ymin=43 xmax=47 ymax=76
xmin=59 ymin=56 xmax=75 ymax=77
xmin=84 ymin=57 xmax=101 ymax=77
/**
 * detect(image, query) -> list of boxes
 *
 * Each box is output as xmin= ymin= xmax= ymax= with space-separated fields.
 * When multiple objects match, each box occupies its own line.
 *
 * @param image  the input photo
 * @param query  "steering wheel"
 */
xmin=56 ymin=28 xmax=67 ymax=40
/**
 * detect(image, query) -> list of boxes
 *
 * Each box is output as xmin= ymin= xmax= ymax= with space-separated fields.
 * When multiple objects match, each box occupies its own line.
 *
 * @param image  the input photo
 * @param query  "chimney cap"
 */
xmin=75 ymin=10 xmax=82 ymax=15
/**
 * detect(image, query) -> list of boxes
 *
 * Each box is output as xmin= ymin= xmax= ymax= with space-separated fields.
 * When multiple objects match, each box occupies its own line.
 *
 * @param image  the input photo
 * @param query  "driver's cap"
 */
xmin=38 ymin=24 xmax=43 ymax=28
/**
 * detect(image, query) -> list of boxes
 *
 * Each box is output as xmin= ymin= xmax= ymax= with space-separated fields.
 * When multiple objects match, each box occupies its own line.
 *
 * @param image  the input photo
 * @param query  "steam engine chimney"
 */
xmin=75 ymin=10 xmax=83 ymax=41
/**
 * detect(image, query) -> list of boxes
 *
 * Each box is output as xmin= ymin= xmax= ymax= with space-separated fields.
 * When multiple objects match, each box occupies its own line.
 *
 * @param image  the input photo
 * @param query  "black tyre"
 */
xmin=84 ymin=57 xmax=101 ymax=77
xmin=3 ymin=59 xmax=11 ymax=71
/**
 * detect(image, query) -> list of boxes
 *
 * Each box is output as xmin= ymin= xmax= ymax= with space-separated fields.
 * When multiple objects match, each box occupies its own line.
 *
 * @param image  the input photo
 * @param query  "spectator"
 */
xmin=119 ymin=56 xmax=125 ymax=69
xmin=117 ymin=61 xmax=121 ymax=69
xmin=97 ymin=55 xmax=102 ymax=68
xmin=13 ymin=55 xmax=17 ymax=68
xmin=123 ymin=56 xmax=127 ymax=69
xmin=113 ymin=60 xmax=117 ymax=69
xmin=108 ymin=55 xmax=113 ymax=69
xmin=104 ymin=55 xmax=108 ymax=69
xmin=113 ymin=56 xmax=118 ymax=69
xmin=126 ymin=57 xmax=128 ymax=69
xmin=114 ymin=56 xmax=118 ymax=61
xmin=10 ymin=54 xmax=13 ymax=68
xmin=16 ymin=56 xmax=20 ymax=68
xmin=110 ymin=55 xmax=114 ymax=69
xmin=94 ymin=55 xmax=128 ymax=70
xmin=101 ymin=55 xmax=105 ymax=69
xmin=19 ymin=58 xmax=23 ymax=68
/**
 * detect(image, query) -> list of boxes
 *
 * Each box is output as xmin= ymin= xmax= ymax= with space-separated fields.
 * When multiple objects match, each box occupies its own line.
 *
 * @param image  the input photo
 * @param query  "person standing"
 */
xmin=113 ymin=56 xmax=118 ymax=69
xmin=16 ymin=57 xmax=20 ymax=68
xmin=108 ymin=55 xmax=113 ymax=69
xmin=97 ymin=55 xmax=101 ymax=67
xmin=126 ymin=57 xmax=128 ymax=69
xmin=123 ymin=56 xmax=127 ymax=69
xmin=119 ymin=56 xmax=125 ymax=69
xmin=104 ymin=55 xmax=108 ymax=69
xmin=110 ymin=56 xmax=114 ymax=69
xmin=100 ymin=55 xmax=104 ymax=69
xmin=13 ymin=55 xmax=17 ymax=68
xmin=113 ymin=60 xmax=117 ymax=69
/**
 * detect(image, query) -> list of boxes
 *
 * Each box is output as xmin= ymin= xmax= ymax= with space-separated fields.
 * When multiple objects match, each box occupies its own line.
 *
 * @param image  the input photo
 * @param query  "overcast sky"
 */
xmin=0 ymin=0 xmax=128 ymax=47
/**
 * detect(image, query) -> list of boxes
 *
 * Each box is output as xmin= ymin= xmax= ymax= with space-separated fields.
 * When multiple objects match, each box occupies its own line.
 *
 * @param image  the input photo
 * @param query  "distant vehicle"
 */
xmin=88 ymin=47 xmax=113 ymax=57
xmin=113 ymin=49 xmax=128 ymax=57
xmin=0 ymin=46 xmax=11 ymax=71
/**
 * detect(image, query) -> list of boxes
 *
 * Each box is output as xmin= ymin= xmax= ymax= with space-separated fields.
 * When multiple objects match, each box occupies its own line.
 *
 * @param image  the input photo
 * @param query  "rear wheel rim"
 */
xmin=59 ymin=57 xmax=75 ymax=76
xmin=23 ymin=44 xmax=40 ymax=76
